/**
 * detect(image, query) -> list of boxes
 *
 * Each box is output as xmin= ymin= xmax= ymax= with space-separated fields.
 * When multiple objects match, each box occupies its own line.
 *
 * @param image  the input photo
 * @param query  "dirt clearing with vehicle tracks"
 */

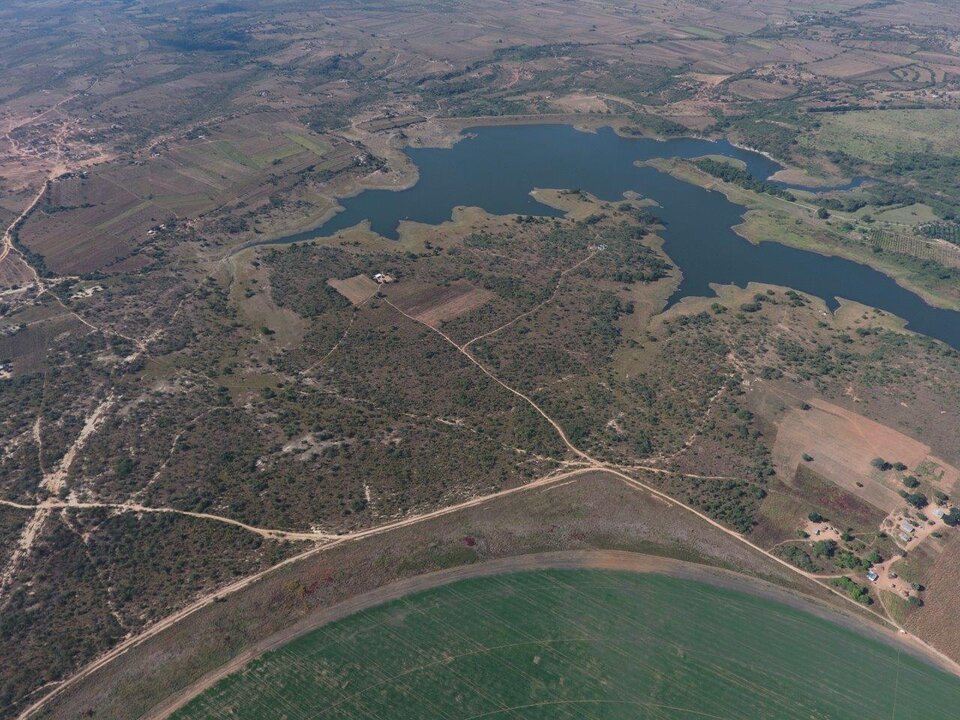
xmin=774 ymin=399 xmax=959 ymax=513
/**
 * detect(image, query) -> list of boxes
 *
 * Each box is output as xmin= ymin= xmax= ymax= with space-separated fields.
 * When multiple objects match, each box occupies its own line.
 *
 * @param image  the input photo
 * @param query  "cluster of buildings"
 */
xmin=899 ymin=518 xmax=915 ymax=545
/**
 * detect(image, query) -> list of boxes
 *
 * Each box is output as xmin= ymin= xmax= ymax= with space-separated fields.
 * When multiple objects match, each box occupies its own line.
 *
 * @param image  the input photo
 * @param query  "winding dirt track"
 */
xmin=0 ymin=181 xmax=45 ymax=286
xmin=143 ymin=549 xmax=960 ymax=720
xmin=460 ymin=249 xmax=597 ymax=351
xmin=13 ymin=467 xmax=594 ymax=720
xmin=19 ymin=262 xmax=960 ymax=719
xmin=385 ymin=298 xmax=593 ymax=461
xmin=11 ymin=203 xmax=960 ymax=719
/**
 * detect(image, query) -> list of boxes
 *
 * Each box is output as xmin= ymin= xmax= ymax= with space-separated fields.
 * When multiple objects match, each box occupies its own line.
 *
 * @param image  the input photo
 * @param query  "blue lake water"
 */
xmin=270 ymin=124 xmax=959 ymax=349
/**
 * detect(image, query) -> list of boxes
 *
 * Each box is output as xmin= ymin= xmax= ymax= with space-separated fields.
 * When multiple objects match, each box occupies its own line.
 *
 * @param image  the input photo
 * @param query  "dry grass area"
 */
xmin=773 ymin=399 xmax=956 ymax=513
xmin=802 ymin=109 xmax=960 ymax=165
xmin=326 ymin=274 xmax=379 ymax=306
xmin=385 ymin=280 xmax=494 ymax=325
xmin=902 ymin=530 xmax=960 ymax=662
xmin=728 ymin=78 xmax=797 ymax=100
xmin=548 ymin=93 xmax=612 ymax=114
xmin=15 ymin=112 xmax=352 ymax=274
xmin=806 ymin=50 xmax=914 ymax=80
xmin=0 ymin=253 xmax=35 ymax=290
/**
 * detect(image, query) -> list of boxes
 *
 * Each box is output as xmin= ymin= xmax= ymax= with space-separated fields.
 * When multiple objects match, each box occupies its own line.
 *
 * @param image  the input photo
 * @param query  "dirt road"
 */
xmin=142 ymin=549 xmax=960 ymax=719
xmin=13 ymin=467 xmax=595 ymax=720
xmin=461 ymin=249 xmax=597 ymax=351
xmin=385 ymin=298 xmax=595 ymax=462
xmin=0 ymin=181 xmax=46 ymax=285
xmin=13 ymin=210 xmax=960 ymax=719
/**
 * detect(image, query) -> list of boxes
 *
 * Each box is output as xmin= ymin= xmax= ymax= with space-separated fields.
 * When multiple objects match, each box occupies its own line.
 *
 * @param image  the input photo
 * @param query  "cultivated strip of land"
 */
xmin=144 ymin=550 xmax=960 ymax=719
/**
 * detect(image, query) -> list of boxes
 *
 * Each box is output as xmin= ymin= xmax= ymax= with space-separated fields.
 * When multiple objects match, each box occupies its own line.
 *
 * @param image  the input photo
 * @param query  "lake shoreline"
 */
xmin=248 ymin=123 xmax=960 ymax=349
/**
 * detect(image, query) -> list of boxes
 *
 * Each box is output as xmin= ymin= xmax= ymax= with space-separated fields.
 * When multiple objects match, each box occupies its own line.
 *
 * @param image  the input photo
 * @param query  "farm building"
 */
xmin=866 ymin=571 xmax=879 ymax=583
xmin=899 ymin=532 xmax=912 ymax=544
xmin=934 ymin=507 xmax=946 ymax=519
xmin=899 ymin=520 xmax=915 ymax=535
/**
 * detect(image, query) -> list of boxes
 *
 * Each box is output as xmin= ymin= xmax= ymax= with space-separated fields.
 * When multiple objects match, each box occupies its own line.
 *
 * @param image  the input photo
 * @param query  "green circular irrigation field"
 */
xmin=172 ymin=570 xmax=960 ymax=720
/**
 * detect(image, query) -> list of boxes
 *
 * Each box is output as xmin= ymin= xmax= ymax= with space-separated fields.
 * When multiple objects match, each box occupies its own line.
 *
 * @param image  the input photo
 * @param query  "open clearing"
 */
xmin=727 ymin=78 xmax=796 ymax=100
xmin=800 ymin=109 xmax=960 ymax=164
xmin=168 ymin=563 xmax=960 ymax=720
xmin=773 ymin=399 xmax=959 ymax=513
xmin=386 ymin=280 xmax=494 ymax=325
xmin=327 ymin=274 xmax=379 ymax=306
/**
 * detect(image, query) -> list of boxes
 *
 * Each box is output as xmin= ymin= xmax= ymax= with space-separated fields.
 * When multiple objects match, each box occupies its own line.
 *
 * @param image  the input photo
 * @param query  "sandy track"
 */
xmin=461 ymin=249 xmax=596 ymax=351
xmin=13 ymin=467 xmax=594 ymax=720
xmin=0 ymin=498 xmax=337 ymax=542
xmin=385 ymin=299 xmax=593 ymax=462
xmin=0 ymin=181 xmax=46 ymax=287
xmin=143 ymin=549 xmax=960 ymax=719
xmin=41 ymin=395 xmax=115 ymax=494
xmin=0 ymin=395 xmax=119 ymax=609
xmin=0 ymin=507 xmax=51 ymax=609
xmin=12 ymin=216 xmax=960 ymax=719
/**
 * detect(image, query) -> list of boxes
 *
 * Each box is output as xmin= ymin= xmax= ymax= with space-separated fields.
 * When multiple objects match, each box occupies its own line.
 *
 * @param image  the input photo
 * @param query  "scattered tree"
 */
xmin=813 ymin=539 xmax=837 ymax=558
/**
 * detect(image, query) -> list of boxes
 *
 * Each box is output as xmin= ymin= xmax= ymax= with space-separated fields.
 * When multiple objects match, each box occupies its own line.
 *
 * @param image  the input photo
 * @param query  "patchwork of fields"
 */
xmin=4 ymin=0 xmax=960 ymax=716
xmin=171 ymin=569 xmax=960 ymax=720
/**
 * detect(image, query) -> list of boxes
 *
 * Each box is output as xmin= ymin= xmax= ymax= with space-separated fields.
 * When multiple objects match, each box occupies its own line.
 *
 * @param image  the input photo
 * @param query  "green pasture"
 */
xmin=173 ymin=569 xmax=960 ymax=720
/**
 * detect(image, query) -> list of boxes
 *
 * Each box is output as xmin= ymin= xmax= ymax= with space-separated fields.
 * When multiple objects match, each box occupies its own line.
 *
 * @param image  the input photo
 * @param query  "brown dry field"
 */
xmin=805 ymin=50 xmax=913 ymax=80
xmin=549 ymin=93 xmax=612 ymax=114
xmin=903 ymin=530 xmax=960 ymax=663
xmin=773 ymin=399 xmax=956 ymax=513
xmin=386 ymin=280 xmax=494 ymax=325
xmin=727 ymin=78 xmax=797 ymax=100
xmin=326 ymin=274 xmax=379 ymax=306
xmin=30 ymin=469 xmax=859 ymax=720
xmin=0 ymin=253 xmax=35 ymax=289
xmin=15 ymin=112 xmax=344 ymax=274
xmin=0 ymin=309 xmax=87 ymax=375
xmin=357 ymin=115 xmax=425 ymax=133
xmin=752 ymin=468 xmax=888 ymax=549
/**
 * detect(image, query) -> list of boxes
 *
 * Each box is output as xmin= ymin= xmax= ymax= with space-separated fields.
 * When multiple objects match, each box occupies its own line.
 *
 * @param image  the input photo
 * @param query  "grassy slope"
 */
xmin=801 ymin=110 xmax=960 ymax=165
xmin=172 ymin=569 xmax=960 ymax=720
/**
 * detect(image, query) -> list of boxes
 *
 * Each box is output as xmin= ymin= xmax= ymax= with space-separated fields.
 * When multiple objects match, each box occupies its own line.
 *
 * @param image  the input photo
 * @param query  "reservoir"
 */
xmin=272 ymin=124 xmax=960 ymax=349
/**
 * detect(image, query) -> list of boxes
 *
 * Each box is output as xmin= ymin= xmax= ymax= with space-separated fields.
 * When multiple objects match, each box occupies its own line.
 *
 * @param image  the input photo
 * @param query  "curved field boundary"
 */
xmin=144 ymin=549 xmax=957 ymax=719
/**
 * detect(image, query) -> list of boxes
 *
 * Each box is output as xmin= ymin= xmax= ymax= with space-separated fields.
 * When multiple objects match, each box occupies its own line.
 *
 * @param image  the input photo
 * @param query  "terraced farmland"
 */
xmin=171 ymin=569 xmax=960 ymax=720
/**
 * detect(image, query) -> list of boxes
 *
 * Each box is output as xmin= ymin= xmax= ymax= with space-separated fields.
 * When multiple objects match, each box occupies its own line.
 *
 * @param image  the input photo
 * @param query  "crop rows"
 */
xmin=172 ymin=569 xmax=960 ymax=720
xmin=870 ymin=227 xmax=960 ymax=268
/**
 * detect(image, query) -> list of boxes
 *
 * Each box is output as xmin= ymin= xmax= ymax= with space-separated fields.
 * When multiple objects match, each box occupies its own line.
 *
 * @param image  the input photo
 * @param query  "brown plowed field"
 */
xmin=387 ymin=279 xmax=493 ymax=325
